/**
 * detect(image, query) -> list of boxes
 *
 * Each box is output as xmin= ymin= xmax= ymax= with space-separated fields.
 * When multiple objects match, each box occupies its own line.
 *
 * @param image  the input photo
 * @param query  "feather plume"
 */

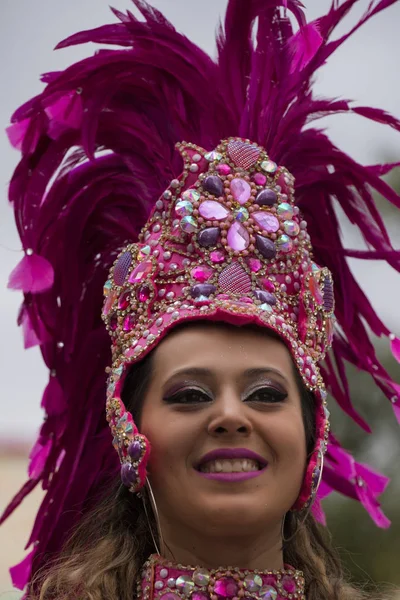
xmin=3 ymin=0 xmax=400 ymax=589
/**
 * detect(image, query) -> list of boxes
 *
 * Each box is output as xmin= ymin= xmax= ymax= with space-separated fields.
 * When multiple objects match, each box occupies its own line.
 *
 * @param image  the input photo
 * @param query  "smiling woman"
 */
xmin=3 ymin=0 xmax=400 ymax=599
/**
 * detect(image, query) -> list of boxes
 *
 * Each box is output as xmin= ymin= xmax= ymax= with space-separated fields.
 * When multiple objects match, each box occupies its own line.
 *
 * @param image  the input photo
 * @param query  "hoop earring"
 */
xmin=141 ymin=477 xmax=165 ymax=556
xmin=282 ymin=451 xmax=324 ymax=543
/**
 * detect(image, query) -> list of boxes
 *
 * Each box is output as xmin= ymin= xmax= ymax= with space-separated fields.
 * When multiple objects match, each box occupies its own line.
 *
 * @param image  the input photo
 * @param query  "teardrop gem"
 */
xmin=255 ymin=235 xmax=277 ymax=259
xmin=203 ymin=175 xmax=224 ymax=197
xmin=255 ymin=289 xmax=277 ymax=305
xmin=190 ymin=283 xmax=216 ymax=298
xmin=199 ymin=201 xmax=229 ymax=220
xmin=227 ymin=222 xmax=250 ymax=251
xmin=256 ymin=189 xmax=277 ymax=206
xmin=109 ymin=313 xmax=118 ymax=331
xmin=230 ymin=178 xmax=251 ymax=205
xmin=253 ymin=212 xmax=279 ymax=232
xmin=198 ymin=227 xmax=220 ymax=247
xmin=121 ymin=462 xmax=137 ymax=487
xmin=123 ymin=314 xmax=136 ymax=332
xmin=137 ymin=284 xmax=151 ymax=302
xmin=129 ymin=261 xmax=152 ymax=284
xmin=118 ymin=291 xmax=130 ymax=310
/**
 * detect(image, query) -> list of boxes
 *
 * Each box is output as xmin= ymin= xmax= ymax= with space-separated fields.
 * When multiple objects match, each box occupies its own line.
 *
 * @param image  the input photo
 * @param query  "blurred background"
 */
xmin=1 ymin=0 xmax=399 ymax=598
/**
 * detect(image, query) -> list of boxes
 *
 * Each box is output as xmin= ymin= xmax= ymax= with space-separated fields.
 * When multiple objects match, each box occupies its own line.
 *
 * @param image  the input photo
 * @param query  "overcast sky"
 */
xmin=1 ymin=0 xmax=400 ymax=441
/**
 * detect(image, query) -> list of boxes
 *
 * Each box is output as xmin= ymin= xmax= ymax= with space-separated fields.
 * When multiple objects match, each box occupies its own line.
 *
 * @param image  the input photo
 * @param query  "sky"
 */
xmin=1 ymin=0 xmax=400 ymax=442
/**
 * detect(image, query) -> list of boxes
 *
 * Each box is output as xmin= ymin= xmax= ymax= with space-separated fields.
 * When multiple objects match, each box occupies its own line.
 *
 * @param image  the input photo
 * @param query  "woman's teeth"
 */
xmin=199 ymin=459 xmax=260 ymax=473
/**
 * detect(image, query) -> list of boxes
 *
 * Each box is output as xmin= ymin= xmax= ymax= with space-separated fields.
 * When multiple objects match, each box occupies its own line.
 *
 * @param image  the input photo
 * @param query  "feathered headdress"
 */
xmin=3 ymin=0 xmax=400 ymax=591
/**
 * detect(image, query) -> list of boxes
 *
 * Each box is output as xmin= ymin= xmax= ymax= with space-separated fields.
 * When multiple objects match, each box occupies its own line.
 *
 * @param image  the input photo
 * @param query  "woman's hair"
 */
xmin=32 ymin=326 xmax=380 ymax=600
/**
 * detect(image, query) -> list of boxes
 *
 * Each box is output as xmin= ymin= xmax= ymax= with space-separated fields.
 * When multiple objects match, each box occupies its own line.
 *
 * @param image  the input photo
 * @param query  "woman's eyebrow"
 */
xmin=163 ymin=366 xmax=288 ymax=387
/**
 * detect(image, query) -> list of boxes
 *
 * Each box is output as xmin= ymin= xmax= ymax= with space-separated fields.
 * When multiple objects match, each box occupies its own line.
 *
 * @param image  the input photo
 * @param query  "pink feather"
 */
xmin=390 ymin=336 xmax=400 ymax=363
xmin=8 ymin=253 xmax=54 ymax=293
xmin=287 ymin=22 xmax=323 ymax=73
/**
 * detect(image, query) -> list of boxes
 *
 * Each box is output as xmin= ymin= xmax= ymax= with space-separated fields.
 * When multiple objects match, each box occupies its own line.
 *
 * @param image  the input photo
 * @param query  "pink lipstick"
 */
xmin=195 ymin=447 xmax=268 ymax=482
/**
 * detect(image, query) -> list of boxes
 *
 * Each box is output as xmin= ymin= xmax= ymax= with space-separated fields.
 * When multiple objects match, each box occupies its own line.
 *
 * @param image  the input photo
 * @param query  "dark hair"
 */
xmin=32 ymin=325 xmax=378 ymax=600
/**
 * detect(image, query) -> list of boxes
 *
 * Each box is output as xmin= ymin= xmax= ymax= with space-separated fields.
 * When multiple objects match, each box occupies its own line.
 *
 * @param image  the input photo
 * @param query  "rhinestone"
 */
xmin=176 ymin=200 xmax=193 ymax=217
xmin=199 ymin=200 xmax=229 ymax=220
xmin=180 ymin=216 xmax=198 ymax=233
xmin=230 ymin=178 xmax=251 ymax=205
xmin=148 ymin=334 xmax=156 ymax=342
xmin=166 ymin=307 xmax=174 ymax=313
xmin=153 ymin=224 xmax=161 ymax=233
xmin=259 ymin=585 xmax=278 ymax=600
xmin=155 ymin=581 xmax=164 ymax=590
xmin=190 ymin=164 xmax=199 ymax=172
xmin=276 ymin=235 xmax=293 ymax=253
xmin=156 ymin=317 xmax=163 ymax=326
xmin=244 ymin=574 xmax=263 ymax=592
xmin=205 ymin=150 xmax=222 ymax=161
xmin=213 ymin=576 xmax=238 ymax=598
xmin=163 ymin=252 xmax=171 ymax=260
xmin=123 ymin=314 xmax=136 ymax=332
xmin=260 ymin=303 xmax=273 ymax=312
xmin=233 ymin=206 xmax=249 ymax=222
xmin=210 ymin=250 xmax=225 ymax=263
xmin=167 ymin=578 xmax=176 ymax=588
xmin=142 ymin=330 xmax=149 ymax=338
xmin=261 ymin=160 xmax=277 ymax=174
xmin=192 ymin=153 xmax=202 ymax=162
xmin=227 ymin=221 xmax=250 ymax=251
xmin=169 ymin=263 xmax=178 ymax=271
xmin=283 ymin=220 xmax=300 ymax=237
xmin=166 ymin=292 xmax=175 ymax=299
xmin=137 ymin=285 xmax=151 ymax=302
xmin=163 ymin=190 xmax=172 ymax=199
xmin=103 ymin=280 xmax=112 ymax=296
xmin=160 ymin=594 xmax=180 ymax=600
xmin=192 ymin=568 xmax=210 ymax=587
xmin=191 ymin=593 xmax=209 ymax=600
xmin=182 ymin=189 xmax=201 ymax=202
xmin=129 ymin=261 xmax=152 ymax=283
xmin=118 ymin=291 xmax=130 ymax=310
xmin=139 ymin=245 xmax=151 ymax=256
xmin=158 ymin=289 xmax=166 ymax=297
xmin=171 ymin=179 xmax=180 ymax=188
xmin=176 ymin=575 xmax=195 ymax=595
xmin=187 ymin=244 xmax=194 ymax=253
xmin=156 ymin=200 xmax=164 ymax=209
xmin=172 ymin=311 xmax=180 ymax=318
xmin=254 ymin=172 xmax=267 ymax=185
xmin=191 ymin=265 xmax=213 ymax=282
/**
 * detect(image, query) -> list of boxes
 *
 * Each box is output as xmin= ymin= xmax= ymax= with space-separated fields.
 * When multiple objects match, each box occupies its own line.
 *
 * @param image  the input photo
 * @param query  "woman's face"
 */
xmin=140 ymin=323 xmax=307 ymax=538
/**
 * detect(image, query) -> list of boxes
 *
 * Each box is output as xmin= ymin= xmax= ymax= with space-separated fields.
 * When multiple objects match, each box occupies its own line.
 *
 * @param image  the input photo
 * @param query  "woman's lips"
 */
xmin=195 ymin=465 xmax=268 ymax=482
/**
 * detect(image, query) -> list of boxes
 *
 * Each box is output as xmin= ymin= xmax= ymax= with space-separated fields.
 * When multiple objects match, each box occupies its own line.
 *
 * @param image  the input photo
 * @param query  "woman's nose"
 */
xmin=207 ymin=394 xmax=253 ymax=437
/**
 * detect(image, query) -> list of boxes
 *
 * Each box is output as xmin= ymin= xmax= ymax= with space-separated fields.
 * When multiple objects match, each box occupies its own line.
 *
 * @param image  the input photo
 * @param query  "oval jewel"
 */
xmin=283 ymin=220 xmax=300 ymax=237
xmin=203 ymin=175 xmax=224 ymax=197
xmin=277 ymin=202 xmax=294 ymax=219
xmin=253 ymin=211 xmax=279 ymax=232
xmin=227 ymin=222 xmax=250 ymax=251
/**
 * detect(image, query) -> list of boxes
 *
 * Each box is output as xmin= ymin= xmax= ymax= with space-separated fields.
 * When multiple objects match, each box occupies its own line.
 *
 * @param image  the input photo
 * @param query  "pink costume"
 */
xmin=2 ymin=0 xmax=400 ymax=594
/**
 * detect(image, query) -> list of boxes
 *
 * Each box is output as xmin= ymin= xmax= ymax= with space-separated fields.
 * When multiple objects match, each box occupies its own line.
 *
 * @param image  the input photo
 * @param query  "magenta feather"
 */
xmin=3 ymin=0 xmax=400 ymax=589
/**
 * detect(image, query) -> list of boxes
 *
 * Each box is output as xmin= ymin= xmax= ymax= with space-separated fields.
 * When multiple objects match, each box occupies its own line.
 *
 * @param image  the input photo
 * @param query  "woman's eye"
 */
xmin=246 ymin=387 xmax=287 ymax=404
xmin=164 ymin=389 xmax=211 ymax=404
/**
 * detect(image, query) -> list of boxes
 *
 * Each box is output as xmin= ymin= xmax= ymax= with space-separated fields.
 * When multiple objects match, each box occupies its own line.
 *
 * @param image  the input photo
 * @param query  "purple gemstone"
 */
xmin=128 ymin=440 xmax=142 ymax=460
xmin=198 ymin=227 xmax=220 ymax=247
xmin=255 ymin=289 xmax=277 ymax=305
xmin=203 ymin=175 xmax=224 ymax=197
xmin=199 ymin=200 xmax=229 ymax=220
xmin=256 ymin=189 xmax=277 ymax=206
xmin=121 ymin=462 xmax=137 ymax=487
xmin=227 ymin=221 xmax=250 ymax=251
xmin=253 ymin=211 xmax=279 ymax=232
xmin=190 ymin=283 xmax=216 ymax=298
xmin=323 ymin=276 xmax=334 ymax=311
xmin=255 ymin=235 xmax=277 ymax=259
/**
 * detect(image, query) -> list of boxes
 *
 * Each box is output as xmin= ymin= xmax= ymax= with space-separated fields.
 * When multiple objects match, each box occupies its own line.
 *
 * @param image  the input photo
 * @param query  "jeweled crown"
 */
xmin=102 ymin=138 xmax=334 ymax=393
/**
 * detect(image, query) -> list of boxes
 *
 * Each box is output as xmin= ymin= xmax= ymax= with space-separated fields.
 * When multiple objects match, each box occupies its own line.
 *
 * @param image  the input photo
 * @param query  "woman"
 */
xmin=3 ymin=1 xmax=400 ymax=599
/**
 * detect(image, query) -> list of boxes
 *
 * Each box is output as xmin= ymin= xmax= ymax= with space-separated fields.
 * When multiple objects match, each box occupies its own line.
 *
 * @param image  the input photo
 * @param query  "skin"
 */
xmin=140 ymin=323 xmax=307 ymax=570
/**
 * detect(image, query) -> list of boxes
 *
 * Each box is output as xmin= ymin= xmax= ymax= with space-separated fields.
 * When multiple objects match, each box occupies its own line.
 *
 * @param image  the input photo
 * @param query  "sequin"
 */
xmin=176 ymin=200 xmax=194 ymax=217
xmin=277 ymin=202 xmax=294 ymax=220
xmin=180 ymin=216 xmax=198 ymax=233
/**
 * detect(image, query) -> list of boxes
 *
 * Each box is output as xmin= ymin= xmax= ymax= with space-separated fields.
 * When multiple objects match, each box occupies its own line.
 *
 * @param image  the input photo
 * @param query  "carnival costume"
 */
xmin=3 ymin=0 xmax=400 ymax=595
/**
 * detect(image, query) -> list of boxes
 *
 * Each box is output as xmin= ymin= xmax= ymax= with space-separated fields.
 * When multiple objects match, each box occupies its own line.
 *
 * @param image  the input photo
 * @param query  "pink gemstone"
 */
xmin=248 ymin=258 xmax=261 ymax=272
xmin=199 ymin=200 xmax=229 ymax=220
xmin=264 ymin=576 xmax=277 ymax=587
xmin=254 ymin=173 xmax=267 ymax=186
xmin=210 ymin=250 xmax=225 ymax=264
xmin=239 ymin=296 xmax=253 ymax=304
xmin=129 ymin=261 xmax=152 ymax=283
xmin=260 ymin=278 xmax=275 ymax=292
xmin=216 ymin=163 xmax=231 ymax=175
xmin=123 ymin=314 xmax=136 ymax=332
xmin=191 ymin=593 xmax=209 ymax=600
xmin=214 ymin=577 xmax=238 ymax=598
xmin=191 ymin=265 xmax=213 ymax=282
xmin=227 ymin=221 xmax=250 ymax=251
xmin=253 ymin=211 xmax=279 ymax=232
xmin=281 ymin=576 xmax=296 ymax=594
xmin=217 ymin=293 xmax=230 ymax=300
xmin=118 ymin=291 xmax=130 ymax=310
xmin=109 ymin=313 xmax=118 ymax=331
xmin=137 ymin=284 xmax=151 ymax=302
xmin=230 ymin=178 xmax=251 ymax=205
xmin=102 ymin=290 xmax=117 ymax=316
